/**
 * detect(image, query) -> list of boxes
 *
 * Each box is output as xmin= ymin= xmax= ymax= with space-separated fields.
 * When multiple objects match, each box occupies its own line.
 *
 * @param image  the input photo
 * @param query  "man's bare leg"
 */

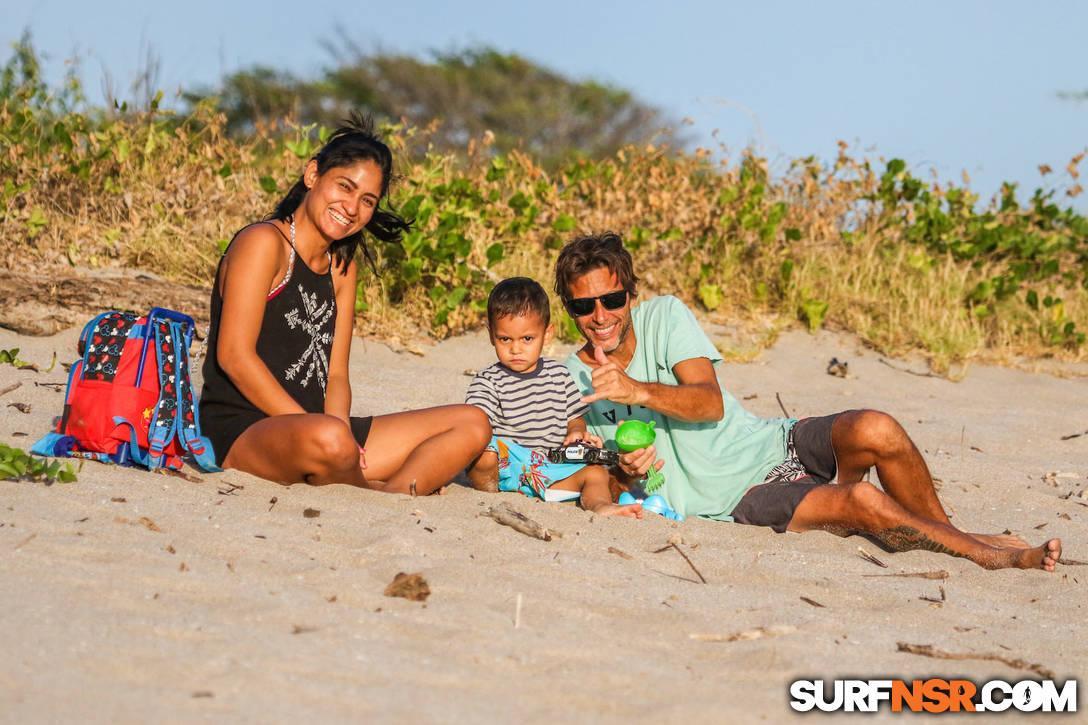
xmin=830 ymin=410 xmax=1028 ymax=548
xmin=789 ymin=480 xmax=1060 ymax=571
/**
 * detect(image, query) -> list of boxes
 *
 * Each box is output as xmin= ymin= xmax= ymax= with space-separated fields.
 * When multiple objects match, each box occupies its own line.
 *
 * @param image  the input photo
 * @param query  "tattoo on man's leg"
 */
xmin=814 ymin=523 xmax=856 ymax=538
xmin=876 ymin=525 xmax=969 ymax=560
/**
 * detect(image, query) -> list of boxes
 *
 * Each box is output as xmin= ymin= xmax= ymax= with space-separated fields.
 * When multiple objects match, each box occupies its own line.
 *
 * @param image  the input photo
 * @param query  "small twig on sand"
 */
xmin=800 ymin=596 xmax=825 ymax=607
xmin=670 ymin=542 xmax=707 ymax=584
xmin=1059 ymin=430 xmax=1086 ymax=441
xmin=858 ymin=547 xmax=888 ymax=568
xmin=154 ymin=468 xmax=203 ymax=483
xmin=878 ymin=358 xmax=941 ymax=378
xmin=13 ymin=533 xmax=36 ymax=550
xmin=897 ymin=642 xmax=1054 ymax=680
xmin=482 ymin=502 xmax=558 ymax=541
xmin=607 ymin=546 xmax=632 ymax=560
xmin=691 ymin=625 xmax=797 ymax=643
xmin=0 ymin=382 xmax=22 ymax=397
xmin=863 ymin=570 xmax=949 ymax=580
xmin=514 ymin=593 xmax=522 ymax=629
xmin=775 ymin=392 xmax=790 ymax=417
xmin=1058 ymin=557 xmax=1088 ymax=566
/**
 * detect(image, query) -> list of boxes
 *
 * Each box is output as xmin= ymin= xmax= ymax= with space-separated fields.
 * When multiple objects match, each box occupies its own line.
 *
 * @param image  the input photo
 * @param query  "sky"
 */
xmin=4 ymin=0 xmax=1087 ymax=210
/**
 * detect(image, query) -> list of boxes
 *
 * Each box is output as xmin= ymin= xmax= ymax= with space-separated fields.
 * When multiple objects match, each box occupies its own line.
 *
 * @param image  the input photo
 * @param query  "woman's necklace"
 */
xmin=289 ymin=216 xmax=332 ymax=269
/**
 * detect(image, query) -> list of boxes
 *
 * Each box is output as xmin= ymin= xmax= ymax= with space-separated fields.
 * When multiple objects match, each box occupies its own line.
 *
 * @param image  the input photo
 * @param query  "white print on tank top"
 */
xmin=283 ymin=284 xmax=334 ymax=390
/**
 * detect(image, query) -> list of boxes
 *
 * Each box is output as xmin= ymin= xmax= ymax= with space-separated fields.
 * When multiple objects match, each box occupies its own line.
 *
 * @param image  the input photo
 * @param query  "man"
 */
xmin=555 ymin=232 xmax=1061 ymax=571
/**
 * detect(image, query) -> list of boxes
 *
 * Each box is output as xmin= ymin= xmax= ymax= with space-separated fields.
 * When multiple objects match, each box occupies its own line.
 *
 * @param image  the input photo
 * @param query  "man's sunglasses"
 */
xmin=566 ymin=290 xmax=628 ymax=317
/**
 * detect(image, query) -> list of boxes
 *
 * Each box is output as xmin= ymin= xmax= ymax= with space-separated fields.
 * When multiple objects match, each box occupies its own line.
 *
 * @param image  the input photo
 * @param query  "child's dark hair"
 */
xmin=487 ymin=277 xmax=551 ymax=328
xmin=268 ymin=112 xmax=410 ymax=274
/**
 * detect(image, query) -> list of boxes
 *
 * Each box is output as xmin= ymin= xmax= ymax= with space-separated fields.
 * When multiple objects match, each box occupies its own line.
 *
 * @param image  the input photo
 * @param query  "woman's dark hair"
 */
xmin=268 ymin=112 xmax=410 ymax=274
xmin=553 ymin=232 xmax=640 ymax=305
xmin=487 ymin=277 xmax=551 ymax=328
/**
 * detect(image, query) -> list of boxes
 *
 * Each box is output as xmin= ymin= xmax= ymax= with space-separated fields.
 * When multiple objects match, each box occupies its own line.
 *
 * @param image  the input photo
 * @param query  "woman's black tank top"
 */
xmin=199 ymin=224 xmax=337 ymax=419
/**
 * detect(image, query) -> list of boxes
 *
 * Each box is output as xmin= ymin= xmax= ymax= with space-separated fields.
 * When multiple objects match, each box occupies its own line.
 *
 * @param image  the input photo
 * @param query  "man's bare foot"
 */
xmin=591 ymin=502 xmax=643 ymax=519
xmin=1025 ymin=539 xmax=1062 ymax=572
xmin=972 ymin=531 xmax=1029 ymax=548
xmin=985 ymin=539 xmax=1062 ymax=571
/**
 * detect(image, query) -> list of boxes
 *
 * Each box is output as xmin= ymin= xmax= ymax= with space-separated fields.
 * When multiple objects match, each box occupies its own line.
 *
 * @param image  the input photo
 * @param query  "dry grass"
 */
xmin=2 ymin=99 xmax=1085 ymax=375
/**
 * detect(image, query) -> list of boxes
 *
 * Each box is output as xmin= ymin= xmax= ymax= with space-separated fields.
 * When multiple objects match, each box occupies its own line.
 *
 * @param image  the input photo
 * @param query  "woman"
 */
xmin=199 ymin=114 xmax=489 ymax=492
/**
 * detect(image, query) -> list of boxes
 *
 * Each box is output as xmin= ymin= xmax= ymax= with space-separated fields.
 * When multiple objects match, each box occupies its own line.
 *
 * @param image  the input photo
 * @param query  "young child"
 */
xmin=465 ymin=277 xmax=641 ymax=518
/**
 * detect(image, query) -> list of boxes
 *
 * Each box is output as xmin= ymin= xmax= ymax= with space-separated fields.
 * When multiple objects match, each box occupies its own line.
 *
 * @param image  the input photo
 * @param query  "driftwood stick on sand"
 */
xmin=858 ymin=546 xmax=888 ymax=568
xmin=671 ymin=542 xmax=707 ymax=584
xmin=775 ymin=392 xmax=790 ymax=417
xmin=896 ymin=642 xmax=1055 ymax=680
xmin=863 ymin=570 xmax=949 ymax=580
xmin=482 ymin=502 xmax=559 ymax=542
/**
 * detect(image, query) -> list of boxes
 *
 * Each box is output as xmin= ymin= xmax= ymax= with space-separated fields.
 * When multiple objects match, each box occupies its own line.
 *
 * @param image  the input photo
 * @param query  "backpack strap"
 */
xmin=168 ymin=320 xmax=221 ymax=472
xmin=111 ymin=416 xmax=153 ymax=468
xmin=147 ymin=319 xmax=179 ymax=460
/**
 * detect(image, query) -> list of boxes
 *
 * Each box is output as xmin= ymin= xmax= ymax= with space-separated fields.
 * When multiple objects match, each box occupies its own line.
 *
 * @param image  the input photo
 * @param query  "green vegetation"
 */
xmin=0 ymin=443 xmax=78 ymax=483
xmin=0 ymin=348 xmax=56 ymax=372
xmin=2 ymin=36 xmax=1086 ymax=374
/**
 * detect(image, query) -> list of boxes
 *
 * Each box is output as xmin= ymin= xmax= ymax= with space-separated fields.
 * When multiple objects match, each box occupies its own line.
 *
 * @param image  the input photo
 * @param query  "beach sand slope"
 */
xmin=0 ymin=324 xmax=1084 ymax=723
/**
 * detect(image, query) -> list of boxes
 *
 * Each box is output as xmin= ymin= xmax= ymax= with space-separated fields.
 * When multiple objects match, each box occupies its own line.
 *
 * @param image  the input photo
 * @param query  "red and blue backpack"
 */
xmin=33 ymin=307 xmax=219 ymax=472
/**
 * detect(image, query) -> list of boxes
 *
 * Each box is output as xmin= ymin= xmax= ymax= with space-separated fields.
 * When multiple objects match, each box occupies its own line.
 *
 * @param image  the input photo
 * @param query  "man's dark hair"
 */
xmin=487 ymin=277 xmax=551 ymax=327
xmin=553 ymin=232 xmax=640 ymax=305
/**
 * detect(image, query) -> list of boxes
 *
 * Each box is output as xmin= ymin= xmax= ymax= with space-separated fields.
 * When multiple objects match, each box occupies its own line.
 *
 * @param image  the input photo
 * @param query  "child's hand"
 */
xmin=591 ymin=502 xmax=643 ymax=519
xmin=563 ymin=430 xmax=603 ymax=448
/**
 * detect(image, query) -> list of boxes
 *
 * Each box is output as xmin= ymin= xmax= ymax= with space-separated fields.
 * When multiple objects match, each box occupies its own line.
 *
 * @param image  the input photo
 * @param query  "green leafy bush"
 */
xmin=0 ymin=443 xmax=77 ymax=484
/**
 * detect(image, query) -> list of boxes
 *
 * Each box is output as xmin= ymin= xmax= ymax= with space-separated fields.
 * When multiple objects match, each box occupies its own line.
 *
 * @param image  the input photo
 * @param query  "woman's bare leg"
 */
xmin=362 ymin=404 xmax=490 ymax=495
xmin=223 ymin=413 xmax=366 ymax=485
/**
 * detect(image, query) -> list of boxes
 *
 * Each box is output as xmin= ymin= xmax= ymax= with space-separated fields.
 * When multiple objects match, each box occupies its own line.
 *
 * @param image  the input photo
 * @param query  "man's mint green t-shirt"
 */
xmin=564 ymin=295 xmax=794 ymax=521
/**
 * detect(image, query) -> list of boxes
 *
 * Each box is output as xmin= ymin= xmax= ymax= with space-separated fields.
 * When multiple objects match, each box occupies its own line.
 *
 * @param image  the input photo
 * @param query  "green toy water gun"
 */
xmin=615 ymin=420 xmax=665 ymax=493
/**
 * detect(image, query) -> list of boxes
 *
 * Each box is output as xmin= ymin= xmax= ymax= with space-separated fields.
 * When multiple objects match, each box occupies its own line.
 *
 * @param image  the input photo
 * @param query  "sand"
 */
xmin=0 ymin=320 xmax=1085 ymax=723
